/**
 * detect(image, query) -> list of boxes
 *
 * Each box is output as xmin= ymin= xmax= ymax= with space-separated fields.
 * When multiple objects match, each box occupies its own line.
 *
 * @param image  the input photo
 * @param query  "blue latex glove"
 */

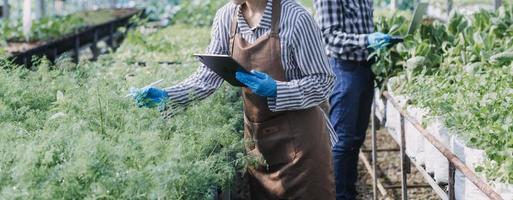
xmin=235 ymin=70 xmax=277 ymax=97
xmin=368 ymin=32 xmax=392 ymax=50
xmin=130 ymin=86 xmax=169 ymax=108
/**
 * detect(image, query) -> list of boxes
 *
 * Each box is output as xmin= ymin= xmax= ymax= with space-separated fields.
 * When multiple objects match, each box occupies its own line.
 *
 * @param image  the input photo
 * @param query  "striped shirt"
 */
xmin=314 ymin=0 xmax=375 ymax=61
xmin=164 ymin=0 xmax=338 ymax=145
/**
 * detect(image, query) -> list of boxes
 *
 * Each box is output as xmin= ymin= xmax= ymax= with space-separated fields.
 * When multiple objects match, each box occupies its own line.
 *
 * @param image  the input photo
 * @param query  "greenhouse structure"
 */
xmin=0 ymin=0 xmax=512 ymax=199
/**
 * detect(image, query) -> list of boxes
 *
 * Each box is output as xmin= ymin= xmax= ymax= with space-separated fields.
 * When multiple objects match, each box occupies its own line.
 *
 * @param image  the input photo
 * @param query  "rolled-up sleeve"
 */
xmin=267 ymin=13 xmax=335 ymax=112
xmin=164 ymin=6 xmax=232 ymax=108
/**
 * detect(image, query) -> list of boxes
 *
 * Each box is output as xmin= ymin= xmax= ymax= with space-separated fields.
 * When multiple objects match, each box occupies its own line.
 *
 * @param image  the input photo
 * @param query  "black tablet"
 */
xmin=194 ymin=54 xmax=248 ymax=87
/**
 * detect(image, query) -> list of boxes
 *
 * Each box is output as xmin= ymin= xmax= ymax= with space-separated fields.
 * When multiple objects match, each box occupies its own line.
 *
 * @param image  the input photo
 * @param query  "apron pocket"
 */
xmin=246 ymin=116 xmax=296 ymax=166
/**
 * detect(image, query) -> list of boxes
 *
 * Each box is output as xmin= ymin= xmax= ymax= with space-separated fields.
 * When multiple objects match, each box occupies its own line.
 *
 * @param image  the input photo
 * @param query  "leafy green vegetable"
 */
xmin=376 ymin=3 xmax=513 ymax=183
xmin=490 ymin=51 xmax=513 ymax=65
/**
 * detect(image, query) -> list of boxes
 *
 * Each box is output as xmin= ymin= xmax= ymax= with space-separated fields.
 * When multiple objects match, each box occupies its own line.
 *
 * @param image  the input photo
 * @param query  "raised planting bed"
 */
xmin=380 ymin=89 xmax=513 ymax=199
xmin=371 ymin=4 xmax=513 ymax=199
xmin=1 ymin=8 xmax=142 ymax=67
xmin=374 ymin=3 xmax=512 ymax=185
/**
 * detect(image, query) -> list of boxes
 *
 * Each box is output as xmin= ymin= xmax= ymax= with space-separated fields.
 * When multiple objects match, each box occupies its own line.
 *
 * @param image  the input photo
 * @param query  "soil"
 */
xmin=6 ymin=42 xmax=46 ymax=54
xmin=224 ymin=127 xmax=442 ymax=200
xmin=356 ymin=127 xmax=440 ymax=200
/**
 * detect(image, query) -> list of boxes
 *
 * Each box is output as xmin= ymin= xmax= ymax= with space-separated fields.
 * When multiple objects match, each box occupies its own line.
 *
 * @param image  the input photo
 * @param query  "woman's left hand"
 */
xmin=235 ymin=70 xmax=277 ymax=97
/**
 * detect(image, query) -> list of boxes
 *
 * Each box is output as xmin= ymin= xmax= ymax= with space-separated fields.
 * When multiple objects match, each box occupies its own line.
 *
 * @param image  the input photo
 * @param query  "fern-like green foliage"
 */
xmin=173 ymin=0 xmax=227 ymax=27
xmin=0 ymin=24 xmax=246 ymax=199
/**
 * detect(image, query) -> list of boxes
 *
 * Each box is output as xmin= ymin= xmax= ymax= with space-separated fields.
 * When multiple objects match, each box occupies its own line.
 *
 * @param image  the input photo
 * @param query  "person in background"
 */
xmin=314 ymin=0 xmax=391 ymax=199
xmin=132 ymin=0 xmax=338 ymax=199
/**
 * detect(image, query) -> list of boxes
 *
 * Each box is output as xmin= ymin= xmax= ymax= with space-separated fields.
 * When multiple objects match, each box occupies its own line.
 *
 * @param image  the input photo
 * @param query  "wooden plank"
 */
xmin=359 ymin=152 xmax=393 ymax=200
xmin=411 ymin=158 xmax=449 ymax=200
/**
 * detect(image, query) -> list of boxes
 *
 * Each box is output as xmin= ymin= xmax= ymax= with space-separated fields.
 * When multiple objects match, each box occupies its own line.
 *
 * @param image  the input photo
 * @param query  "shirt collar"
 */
xmin=237 ymin=0 xmax=273 ymax=32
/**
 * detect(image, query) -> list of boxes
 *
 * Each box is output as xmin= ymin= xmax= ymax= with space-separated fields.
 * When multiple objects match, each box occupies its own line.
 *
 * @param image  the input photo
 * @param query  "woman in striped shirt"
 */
xmin=134 ymin=0 xmax=336 ymax=198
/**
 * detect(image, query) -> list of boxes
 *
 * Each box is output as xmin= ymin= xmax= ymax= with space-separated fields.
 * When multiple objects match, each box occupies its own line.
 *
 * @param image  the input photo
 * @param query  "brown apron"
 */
xmin=229 ymin=1 xmax=335 ymax=199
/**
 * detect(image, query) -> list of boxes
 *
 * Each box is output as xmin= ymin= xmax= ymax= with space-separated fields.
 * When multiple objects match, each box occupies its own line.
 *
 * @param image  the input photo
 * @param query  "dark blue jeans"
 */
xmin=329 ymin=58 xmax=375 ymax=200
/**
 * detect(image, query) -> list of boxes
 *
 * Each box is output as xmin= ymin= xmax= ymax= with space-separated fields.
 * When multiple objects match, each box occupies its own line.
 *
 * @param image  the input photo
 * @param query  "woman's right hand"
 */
xmin=130 ymin=86 xmax=169 ymax=108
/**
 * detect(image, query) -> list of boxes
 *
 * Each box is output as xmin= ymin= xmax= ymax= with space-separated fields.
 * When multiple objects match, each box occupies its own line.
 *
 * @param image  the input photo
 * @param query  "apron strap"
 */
xmin=230 ymin=6 xmax=239 ymax=38
xmin=270 ymin=0 xmax=282 ymax=37
xmin=230 ymin=0 xmax=281 ymax=54
xmin=229 ymin=6 xmax=239 ymax=56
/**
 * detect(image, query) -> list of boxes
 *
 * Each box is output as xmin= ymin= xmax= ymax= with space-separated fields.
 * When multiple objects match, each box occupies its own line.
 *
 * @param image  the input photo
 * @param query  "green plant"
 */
xmin=173 ymin=0 xmax=227 ymax=27
xmin=0 ymin=24 xmax=246 ymax=199
xmin=377 ymin=3 xmax=513 ymax=183
xmin=0 ymin=9 xmax=138 ymax=48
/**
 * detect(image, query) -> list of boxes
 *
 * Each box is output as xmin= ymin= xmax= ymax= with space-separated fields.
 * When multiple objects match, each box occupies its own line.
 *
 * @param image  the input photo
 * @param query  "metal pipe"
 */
xmin=399 ymin=115 xmax=408 ymax=200
xmin=383 ymin=92 xmax=504 ymax=200
xmin=449 ymin=162 xmax=456 ymax=200
xmin=371 ymin=103 xmax=378 ymax=200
